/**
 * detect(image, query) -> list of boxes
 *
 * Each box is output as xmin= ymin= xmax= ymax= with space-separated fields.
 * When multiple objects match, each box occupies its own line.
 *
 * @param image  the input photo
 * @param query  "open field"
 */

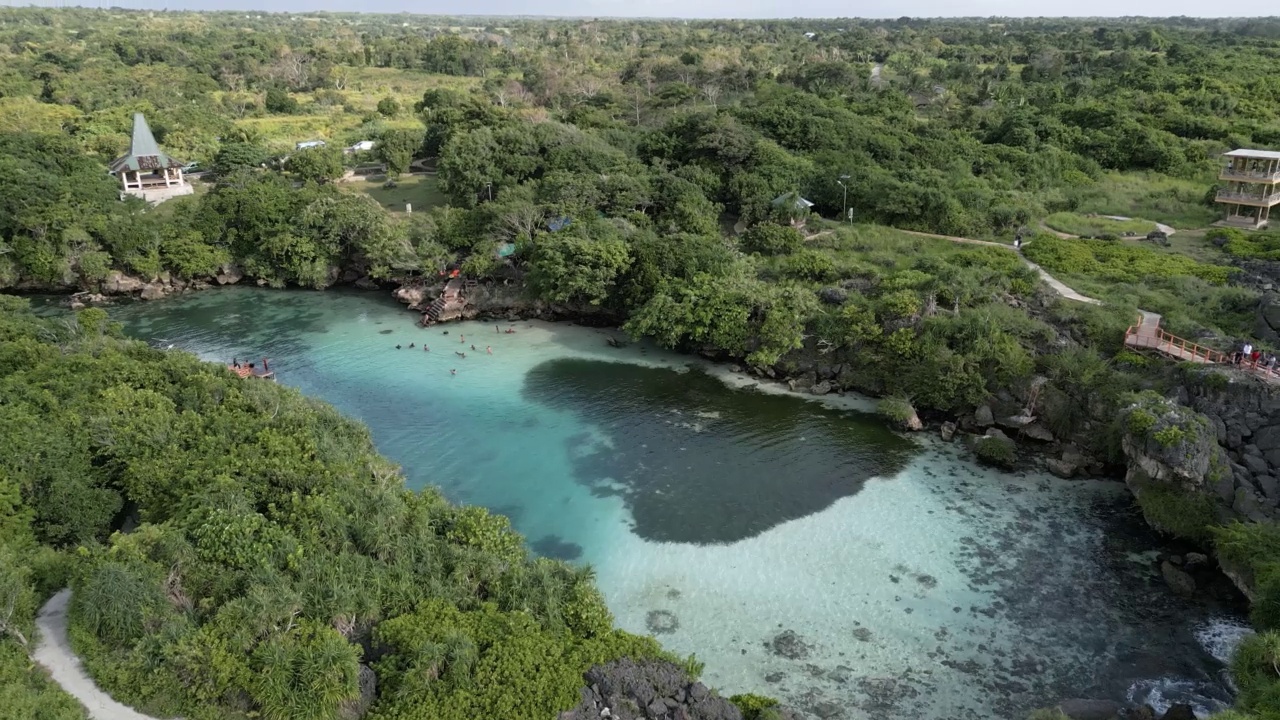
xmin=1043 ymin=212 xmax=1159 ymax=237
xmin=347 ymin=174 xmax=448 ymax=213
xmin=1069 ymin=171 xmax=1220 ymax=230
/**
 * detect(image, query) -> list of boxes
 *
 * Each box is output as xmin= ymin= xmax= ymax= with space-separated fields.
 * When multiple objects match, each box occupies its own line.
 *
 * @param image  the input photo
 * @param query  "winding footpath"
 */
xmin=901 ymin=230 xmax=1100 ymax=305
xmin=34 ymin=590 xmax=167 ymax=720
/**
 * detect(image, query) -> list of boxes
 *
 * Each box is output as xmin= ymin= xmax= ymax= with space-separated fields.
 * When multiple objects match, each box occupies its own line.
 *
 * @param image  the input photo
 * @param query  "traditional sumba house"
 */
xmin=109 ymin=113 xmax=193 ymax=204
xmin=1215 ymin=148 xmax=1280 ymax=230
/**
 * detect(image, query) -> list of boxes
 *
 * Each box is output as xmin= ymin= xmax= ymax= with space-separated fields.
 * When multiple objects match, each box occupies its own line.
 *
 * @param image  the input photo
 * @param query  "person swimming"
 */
xmin=456 ymin=351 xmax=466 ymax=358
xmin=450 ymin=368 xmax=457 ymax=375
xmin=470 ymin=344 xmax=476 ymax=351
xmin=486 ymin=346 xmax=492 ymax=354
xmin=424 ymin=345 xmax=430 ymax=352
xmin=409 ymin=342 xmax=415 ymax=348
xmin=395 ymin=344 xmax=401 ymax=349
xmin=504 ymin=327 xmax=516 ymax=334
xmin=460 ymin=334 xmax=465 ymax=343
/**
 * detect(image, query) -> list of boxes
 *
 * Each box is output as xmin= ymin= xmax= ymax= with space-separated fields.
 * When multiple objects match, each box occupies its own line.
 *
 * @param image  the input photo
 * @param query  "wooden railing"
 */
xmin=1124 ymin=318 xmax=1280 ymax=382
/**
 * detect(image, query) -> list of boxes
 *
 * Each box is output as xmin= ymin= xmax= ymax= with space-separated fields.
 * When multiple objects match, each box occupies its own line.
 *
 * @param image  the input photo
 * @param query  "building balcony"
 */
xmin=1215 ymin=190 xmax=1280 ymax=207
xmin=1219 ymin=168 xmax=1280 ymax=184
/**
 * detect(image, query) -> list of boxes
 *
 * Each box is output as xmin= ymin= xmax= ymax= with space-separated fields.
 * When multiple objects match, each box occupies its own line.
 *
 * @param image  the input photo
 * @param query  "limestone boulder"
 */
xmin=215 ymin=263 xmax=244 ymax=285
xmin=559 ymin=658 xmax=747 ymax=720
xmin=1022 ymin=423 xmax=1055 ymax=442
xmin=810 ymin=380 xmax=832 ymax=396
xmin=940 ymin=421 xmax=957 ymax=442
xmin=139 ymin=282 xmax=169 ymax=301
xmin=103 ymin=271 xmax=145 ymax=295
xmin=974 ymin=405 xmax=995 ymax=427
xmin=1047 ymin=458 xmax=1078 ymax=479
xmin=392 ymin=283 xmax=429 ymax=309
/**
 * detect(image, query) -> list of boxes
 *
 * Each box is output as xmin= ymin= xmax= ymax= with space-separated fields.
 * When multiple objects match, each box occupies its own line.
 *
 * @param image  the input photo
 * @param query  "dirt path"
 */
xmin=901 ymin=230 xmax=1100 ymax=305
xmin=33 ymin=590 xmax=167 ymax=720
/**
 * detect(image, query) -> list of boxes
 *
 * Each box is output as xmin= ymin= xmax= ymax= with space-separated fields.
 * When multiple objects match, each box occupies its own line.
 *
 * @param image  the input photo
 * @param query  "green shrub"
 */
xmin=778 ymin=250 xmax=837 ymax=281
xmin=1022 ymin=235 xmax=1233 ymax=285
xmin=741 ymin=224 xmax=804 ymax=256
xmin=1136 ymin=485 xmax=1218 ymax=544
xmin=974 ymin=435 xmax=1016 ymax=468
xmin=730 ymin=693 xmax=781 ymax=720
xmin=1229 ymin=631 xmax=1280 ymax=713
xmin=1152 ymin=425 xmax=1187 ymax=448
xmin=877 ymin=395 xmax=916 ymax=425
xmin=1215 ymin=522 xmax=1280 ymax=629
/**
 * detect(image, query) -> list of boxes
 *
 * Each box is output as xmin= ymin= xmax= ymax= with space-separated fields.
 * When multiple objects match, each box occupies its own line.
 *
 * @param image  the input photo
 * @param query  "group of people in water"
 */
xmin=393 ymin=324 xmax=519 ymax=375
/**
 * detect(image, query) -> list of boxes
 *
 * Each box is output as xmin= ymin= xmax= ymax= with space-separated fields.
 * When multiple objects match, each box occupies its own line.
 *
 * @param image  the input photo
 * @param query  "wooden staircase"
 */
xmin=1124 ymin=313 xmax=1277 ymax=381
xmin=421 ymin=277 xmax=468 ymax=326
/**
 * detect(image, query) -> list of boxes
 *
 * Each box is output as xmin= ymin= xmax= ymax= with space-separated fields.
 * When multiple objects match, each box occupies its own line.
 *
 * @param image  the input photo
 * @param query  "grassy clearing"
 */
xmin=342 ymin=67 xmax=484 ymax=108
xmin=1069 ymin=171 xmax=1219 ymax=229
xmin=1044 ymin=211 xmax=1158 ymax=237
xmin=348 ymin=174 xmax=448 ymax=213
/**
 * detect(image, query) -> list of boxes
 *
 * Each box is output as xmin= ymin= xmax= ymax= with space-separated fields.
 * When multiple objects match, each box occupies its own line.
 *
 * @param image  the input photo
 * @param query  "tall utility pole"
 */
xmin=837 ymin=174 xmax=850 ymax=224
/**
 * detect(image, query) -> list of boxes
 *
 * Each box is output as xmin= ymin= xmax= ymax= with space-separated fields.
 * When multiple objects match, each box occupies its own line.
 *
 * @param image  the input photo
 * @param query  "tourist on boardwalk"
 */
xmin=1243 ymin=342 xmax=1254 ymax=365
xmin=1253 ymin=348 xmax=1263 ymax=366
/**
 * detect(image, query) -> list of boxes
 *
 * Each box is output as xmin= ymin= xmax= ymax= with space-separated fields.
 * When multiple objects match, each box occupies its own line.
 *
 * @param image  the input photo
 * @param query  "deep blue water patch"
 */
xmin=521 ymin=358 xmax=917 ymax=544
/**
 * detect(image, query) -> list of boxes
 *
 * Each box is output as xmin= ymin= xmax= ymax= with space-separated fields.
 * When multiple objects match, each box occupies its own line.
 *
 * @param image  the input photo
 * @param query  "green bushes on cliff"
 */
xmin=0 ymin=298 xmax=697 ymax=720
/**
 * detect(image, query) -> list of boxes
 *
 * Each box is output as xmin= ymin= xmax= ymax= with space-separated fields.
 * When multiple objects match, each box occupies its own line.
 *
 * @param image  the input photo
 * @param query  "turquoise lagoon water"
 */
xmin=107 ymin=287 xmax=1249 ymax=720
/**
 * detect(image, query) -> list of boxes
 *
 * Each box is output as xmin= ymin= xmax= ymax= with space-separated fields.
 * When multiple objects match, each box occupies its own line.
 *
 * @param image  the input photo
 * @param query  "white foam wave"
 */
xmin=1125 ymin=677 xmax=1229 ymax=718
xmin=1195 ymin=616 xmax=1255 ymax=665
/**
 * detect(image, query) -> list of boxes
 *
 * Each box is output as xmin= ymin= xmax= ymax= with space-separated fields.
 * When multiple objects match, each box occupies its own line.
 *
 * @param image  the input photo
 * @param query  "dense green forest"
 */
xmin=6 ymin=8 xmax=1280 ymax=720
xmin=0 ymin=298 xmax=713 ymax=720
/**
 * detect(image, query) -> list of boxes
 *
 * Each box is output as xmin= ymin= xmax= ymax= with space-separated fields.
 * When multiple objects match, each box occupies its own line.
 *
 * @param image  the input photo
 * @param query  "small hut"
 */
xmin=109 ymin=113 xmax=193 ymax=204
xmin=772 ymin=192 xmax=815 ymax=229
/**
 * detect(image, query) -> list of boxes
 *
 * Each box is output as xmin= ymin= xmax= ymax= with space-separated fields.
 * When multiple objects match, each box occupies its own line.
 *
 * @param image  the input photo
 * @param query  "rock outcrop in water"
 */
xmin=559 ymin=659 xmax=770 ymax=720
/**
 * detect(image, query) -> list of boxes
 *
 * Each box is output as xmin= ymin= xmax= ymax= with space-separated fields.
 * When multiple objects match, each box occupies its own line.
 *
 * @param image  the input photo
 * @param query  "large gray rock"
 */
xmin=139 ymin=282 xmax=169 ymax=301
xmin=1254 ymin=425 xmax=1280 ymax=452
xmin=1023 ymin=423 xmax=1055 ymax=442
xmin=102 ymin=270 xmax=145 ymax=294
xmin=215 ymin=263 xmax=244 ymax=285
xmin=974 ymin=405 xmax=994 ymax=427
xmin=560 ymin=658 xmax=745 ymax=720
xmin=940 ymin=421 xmax=957 ymax=442
xmin=1161 ymin=560 xmax=1197 ymax=598
xmin=1047 ymin=458 xmax=1078 ymax=479
xmin=1055 ymin=698 xmax=1122 ymax=720
xmin=1244 ymin=452 xmax=1271 ymax=476
xmin=810 ymin=380 xmax=832 ymax=396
